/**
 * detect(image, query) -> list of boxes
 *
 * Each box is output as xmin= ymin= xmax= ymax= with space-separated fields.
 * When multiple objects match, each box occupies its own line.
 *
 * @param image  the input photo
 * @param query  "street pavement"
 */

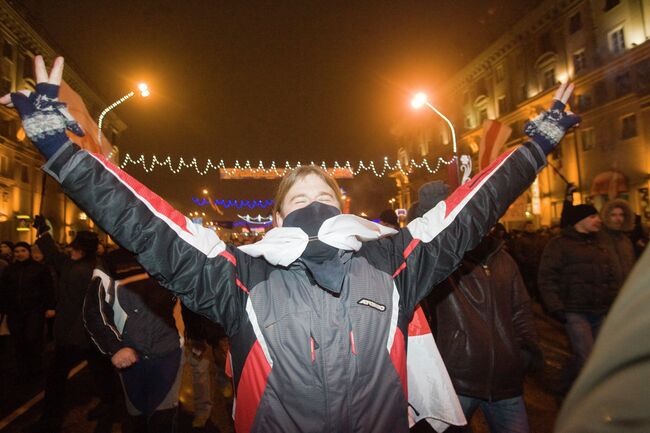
xmin=0 ymin=302 xmax=571 ymax=433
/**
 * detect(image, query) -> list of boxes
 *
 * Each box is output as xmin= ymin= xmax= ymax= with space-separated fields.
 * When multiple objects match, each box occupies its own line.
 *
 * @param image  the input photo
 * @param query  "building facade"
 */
xmin=396 ymin=0 xmax=650 ymax=227
xmin=0 ymin=0 xmax=124 ymax=243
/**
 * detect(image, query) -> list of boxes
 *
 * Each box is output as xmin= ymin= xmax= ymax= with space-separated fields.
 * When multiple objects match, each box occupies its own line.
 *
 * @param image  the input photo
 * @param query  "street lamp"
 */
xmin=411 ymin=92 xmax=460 ymax=183
xmin=411 ymin=92 xmax=457 ymax=156
xmin=97 ymin=83 xmax=150 ymax=147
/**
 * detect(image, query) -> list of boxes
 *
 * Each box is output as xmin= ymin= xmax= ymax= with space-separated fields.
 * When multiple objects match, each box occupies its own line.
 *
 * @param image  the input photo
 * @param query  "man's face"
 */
xmin=524 ymin=222 xmax=535 ymax=233
xmin=13 ymin=246 xmax=30 ymax=262
xmin=607 ymin=207 xmax=625 ymax=230
xmin=574 ymin=214 xmax=602 ymax=233
xmin=275 ymin=174 xmax=340 ymax=227
xmin=0 ymin=244 xmax=11 ymax=256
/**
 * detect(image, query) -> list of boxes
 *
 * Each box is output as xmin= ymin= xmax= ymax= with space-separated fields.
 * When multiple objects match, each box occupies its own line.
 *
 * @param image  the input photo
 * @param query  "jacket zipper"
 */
xmin=484 ymin=264 xmax=495 ymax=402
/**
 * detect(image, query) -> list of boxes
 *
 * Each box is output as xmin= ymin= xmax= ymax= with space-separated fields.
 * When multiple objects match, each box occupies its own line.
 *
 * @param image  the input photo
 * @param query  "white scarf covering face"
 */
xmin=237 ymin=214 xmax=398 ymax=266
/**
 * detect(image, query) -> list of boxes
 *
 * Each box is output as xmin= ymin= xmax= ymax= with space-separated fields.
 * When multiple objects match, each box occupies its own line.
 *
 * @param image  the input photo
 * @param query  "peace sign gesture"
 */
xmin=524 ymin=82 xmax=581 ymax=155
xmin=0 ymin=55 xmax=84 ymax=159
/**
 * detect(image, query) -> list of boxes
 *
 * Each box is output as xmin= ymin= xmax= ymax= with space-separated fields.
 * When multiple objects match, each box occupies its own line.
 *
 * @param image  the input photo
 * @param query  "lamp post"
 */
xmin=410 ymin=92 xmax=460 ymax=183
xmin=97 ymin=83 xmax=150 ymax=147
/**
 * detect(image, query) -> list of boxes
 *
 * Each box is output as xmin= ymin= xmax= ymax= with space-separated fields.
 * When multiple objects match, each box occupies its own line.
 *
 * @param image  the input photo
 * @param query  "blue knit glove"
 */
xmin=524 ymin=83 xmax=581 ymax=155
xmin=10 ymin=82 xmax=84 ymax=159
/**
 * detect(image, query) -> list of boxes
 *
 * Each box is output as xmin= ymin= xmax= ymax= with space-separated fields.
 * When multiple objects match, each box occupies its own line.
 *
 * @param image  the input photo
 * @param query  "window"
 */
xmin=22 ymin=56 xmax=33 ymax=80
xmin=573 ymin=49 xmax=586 ymax=73
xmin=539 ymin=32 xmax=554 ymax=53
xmin=581 ymin=128 xmax=595 ymax=151
xmin=615 ymin=72 xmax=632 ymax=96
xmin=0 ymin=155 xmax=8 ymax=177
xmin=0 ymin=77 xmax=10 ymax=95
xmin=610 ymin=27 xmax=625 ymax=54
xmin=2 ymin=41 xmax=13 ymax=60
xmin=478 ymin=108 xmax=488 ymax=125
xmin=20 ymin=164 xmax=29 ymax=183
xmin=569 ymin=12 xmax=582 ymax=34
xmin=594 ymin=81 xmax=608 ymax=104
xmin=604 ymin=0 xmax=620 ymax=12
xmin=621 ymin=114 xmax=637 ymax=139
xmin=543 ymin=68 xmax=556 ymax=90
xmin=577 ymin=93 xmax=593 ymax=111
xmin=497 ymin=95 xmax=507 ymax=116
xmin=496 ymin=65 xmax=505 ymax=83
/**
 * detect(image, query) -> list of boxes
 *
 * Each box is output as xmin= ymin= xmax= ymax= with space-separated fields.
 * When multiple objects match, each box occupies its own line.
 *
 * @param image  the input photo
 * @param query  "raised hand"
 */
xmin=0 ymin=56 xmax=84 ymax=159
xmin=524 ymin=82 xmax=581 ymax=154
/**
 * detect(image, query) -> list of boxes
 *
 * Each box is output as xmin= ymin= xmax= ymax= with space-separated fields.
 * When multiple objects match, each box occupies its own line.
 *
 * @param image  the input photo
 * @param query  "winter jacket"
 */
xmin=37 ymin=233 xmax=95 ymax=347
xmin=430 ymin=237 xmax=539 ymax=401
xmin=0 ymin=258 xmax=54 ymax=315
xmin=41 ymin=140 xmax=546 ymax=433
xmin=554 ymin=243 xmax=650 ymax=433
xmin=599 ymin=199 xmax=636 ymax=289
xmin=84 ymin=248 xmax=182 ymax=358
xmin=538 ymin=227 xmax=617 ymax=314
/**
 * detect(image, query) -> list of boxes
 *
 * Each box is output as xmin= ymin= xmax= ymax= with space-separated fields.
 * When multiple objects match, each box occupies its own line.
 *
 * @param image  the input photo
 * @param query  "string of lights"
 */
xmin=237 ymin=214 xmax=273 ymax=224
xmin=120 ymin=153 xmax=457 ymax=177
xmin=191 ymin=197 xmax=274 ymax=209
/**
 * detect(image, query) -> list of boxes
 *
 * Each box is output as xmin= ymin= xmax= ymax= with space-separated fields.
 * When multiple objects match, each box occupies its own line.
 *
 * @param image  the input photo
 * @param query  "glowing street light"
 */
xmin=98 ymin=82 xmax=150 ymax=147
xmin=410 ymin=92 xmax=457 ymax=156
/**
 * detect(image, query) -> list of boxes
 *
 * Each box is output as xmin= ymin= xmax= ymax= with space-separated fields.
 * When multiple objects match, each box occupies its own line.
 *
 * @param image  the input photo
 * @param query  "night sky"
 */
xmin=19 ymin=0 xmax=541 ymax=220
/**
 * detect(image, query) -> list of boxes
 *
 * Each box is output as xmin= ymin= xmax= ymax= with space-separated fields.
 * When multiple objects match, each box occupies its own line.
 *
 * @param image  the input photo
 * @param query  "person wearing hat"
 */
xmin=538 ymin=203 xmax=617 ymax=382
xmin=0 ymin=241 xmax=54 ymax=378
xmin=28 ymin=221 xmax=116 ymax=433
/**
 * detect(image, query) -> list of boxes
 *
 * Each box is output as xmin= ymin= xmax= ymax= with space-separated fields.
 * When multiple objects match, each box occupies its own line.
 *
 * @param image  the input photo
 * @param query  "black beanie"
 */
xmin=70 ymin=231 xmax=99 ymax=256
xmin=567 ymin=204 xmax=598 ymax=227
xmin=13 ymin=241 xmax=31 ymax=252
xmin=379 ymin=209 xmax=399 ymax=227
xmin=417 ymin=181 xmax=450 ymax=218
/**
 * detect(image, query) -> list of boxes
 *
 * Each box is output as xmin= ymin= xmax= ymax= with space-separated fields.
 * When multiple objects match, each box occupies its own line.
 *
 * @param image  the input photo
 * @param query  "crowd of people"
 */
xmin=0 ymin=57 xmax=648 ymax=433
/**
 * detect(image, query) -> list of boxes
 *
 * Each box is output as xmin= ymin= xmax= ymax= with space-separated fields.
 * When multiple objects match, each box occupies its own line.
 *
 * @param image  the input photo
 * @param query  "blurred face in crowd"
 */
xmin=607 ymin=207 xmax=625 ymax=230
xmin=275 ymin=173 xmax=341 ymax=227
xmin=70 ymin=248 xmax=85 ymax=261
xmin=13 ymin=246 xmax=30 ymax=262
xmin=1 ymin=243 xmax=11 ymax=256
xmin=574 ymin=214 xmax=602 ymax=234
xmin=31 ymin=245 xmax=44 ymax=263
xmin=524 ymin=222 xmax=535 ymax=233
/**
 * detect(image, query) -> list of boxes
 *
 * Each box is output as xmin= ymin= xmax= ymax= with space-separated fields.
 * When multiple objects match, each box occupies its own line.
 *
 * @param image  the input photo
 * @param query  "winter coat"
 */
xmin=84 ymin=248 xmax=182 ymax=358
xmin=37 ymin=233 xmax=95 ymax=347
xmin=0 ymin=258 xmax=53 ymax=315
xmin=42 ymin=139 xmax=547 ymax=433
xmin=538 ymin=227 xmax=617 ymax=314
xmin=430 ymin=238 xmax=539 ymax=401
xmin=555 ymin=238 xmax=650 ymax=432
xmin=599 ymin=199 xmax=636 ymax=289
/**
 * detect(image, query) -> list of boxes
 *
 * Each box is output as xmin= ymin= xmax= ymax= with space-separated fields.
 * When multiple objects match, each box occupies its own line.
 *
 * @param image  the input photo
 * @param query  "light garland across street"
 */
xmin=119 ymin=153 xmax=457 ymax=177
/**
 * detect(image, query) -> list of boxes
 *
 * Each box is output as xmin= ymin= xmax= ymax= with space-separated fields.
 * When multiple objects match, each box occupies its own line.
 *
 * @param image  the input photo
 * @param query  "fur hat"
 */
xmin=566 ymin=204 xmax=598 ymax=227
xmin=70 ymin=231 xmax=99 ymax=256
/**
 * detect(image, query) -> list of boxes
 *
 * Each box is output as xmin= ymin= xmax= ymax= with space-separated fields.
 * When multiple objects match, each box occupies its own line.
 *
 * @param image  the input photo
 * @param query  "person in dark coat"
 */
xmin=538 ymin=205 xmax=617 ymax=374
xmin=84 ymin=248 xmax=183 ymax=433
xmin=412 ymin=183 xmax=540 ymax=433
xmin=0 ymin=241 xmax=53 ymax=377
xmin=599 ymin=199 xmax=636 ymax=291
xmin=28 ymin=226 xmax=115 ymax=433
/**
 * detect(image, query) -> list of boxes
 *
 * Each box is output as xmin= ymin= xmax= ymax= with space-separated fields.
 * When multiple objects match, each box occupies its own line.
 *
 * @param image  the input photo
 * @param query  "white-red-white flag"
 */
xmin=478 ymin=119 xmax=512 ymax=170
